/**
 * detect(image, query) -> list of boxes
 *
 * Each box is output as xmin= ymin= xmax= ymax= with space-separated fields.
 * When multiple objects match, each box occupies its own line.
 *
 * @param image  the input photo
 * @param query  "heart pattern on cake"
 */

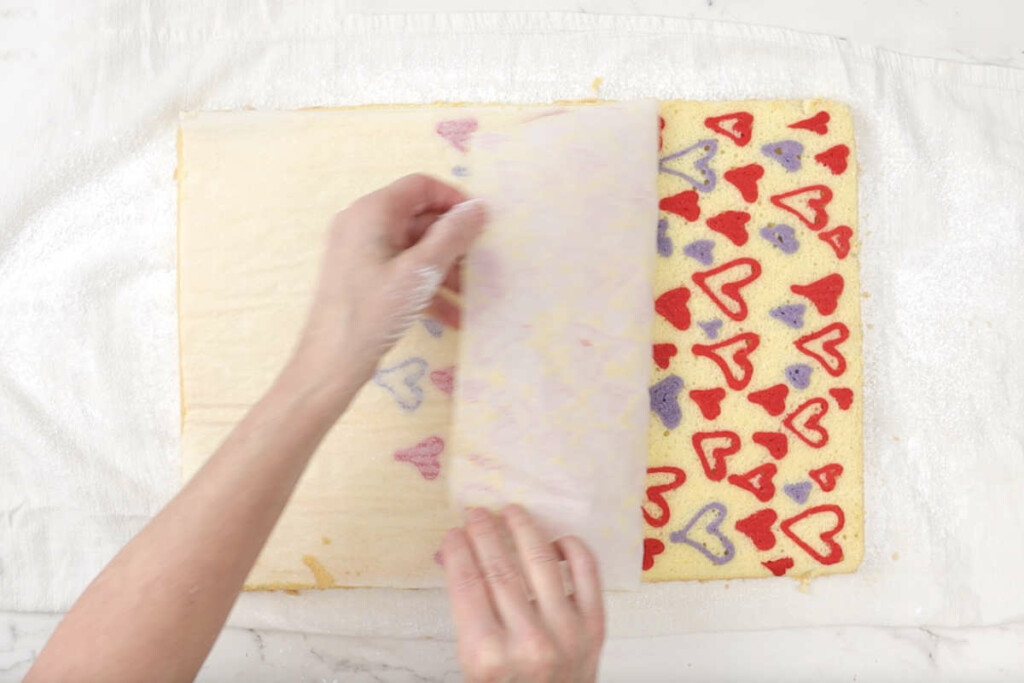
xmin=660 ymin=139 xmax=718 ymax=192
xmin=795 ymin=322 xmax=850 ymax=377
xmin=394 ymin=436 xmax=444 ymax=481
xmin=704 ymin=112 xmax=754 ymax=146
xmin=644 ymin=466 xmax=688 ymax=527
xmin=374 ymin=357 xmax=428 ymax=412
xmin=783 ymin=397 xmax=831 ymax=448
xmin=692 ymin=332 xmax=760 ymax=391
xmin=692 ymin=430 xmax=741 ymax=482
xmin=670 ymin=502 xmax=736 ymax=565
xmin=724 ymin=163 xmax=763 ymax=202
xmin=436 ymin=118 xmax=478 ymax=152
xmin=692 ymin=257 xmax=762 ymax=321
xmin=771 ymin=185 xmax=833 ymax=230
xmin=780 ymin=504 xmax=846 ymax=565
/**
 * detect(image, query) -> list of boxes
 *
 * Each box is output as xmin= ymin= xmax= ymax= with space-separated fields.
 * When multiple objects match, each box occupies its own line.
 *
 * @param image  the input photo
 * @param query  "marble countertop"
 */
xmin=3 ymin=1 xmax=1022 ymax=681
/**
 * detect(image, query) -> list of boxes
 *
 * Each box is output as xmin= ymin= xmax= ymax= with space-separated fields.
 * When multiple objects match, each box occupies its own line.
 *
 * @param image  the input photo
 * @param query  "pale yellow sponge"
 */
xmin=644 ymin=100 xmax=862 ymax=581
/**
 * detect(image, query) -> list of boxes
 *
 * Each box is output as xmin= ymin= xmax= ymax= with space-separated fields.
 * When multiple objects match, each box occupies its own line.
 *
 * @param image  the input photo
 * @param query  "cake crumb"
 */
xmin=321 ymin=536 xmax=331 ymax=545
xmin=302 ymin=555 xmax=337 ymax=589
xmin=892 ymin=552 xmax=900 ymax=561
xmin=591 ymin=77 xmax=603 ymax=94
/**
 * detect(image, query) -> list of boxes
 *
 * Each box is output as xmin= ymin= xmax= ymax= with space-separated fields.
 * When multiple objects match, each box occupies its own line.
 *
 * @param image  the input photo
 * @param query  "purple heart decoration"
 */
xmin=770 ymin=304 xmax=806 ymax=329
xmin=421 ymin=318 xmax=444 ymax=338
xmin=670 ymin=502 xmax=736 ymax=566
xmin=657 ymin=218 xmax=673 ymax=258
xmin=784 ymin=481 xmax=813 ymax=505
xmin=759 ymin=224 xmax=800 ymax=254
xmin=785 ymin=363 xmax=813 ymax=390
xmin=660 ymin=139 xmax=718 ymax=193
xmin=649 ymin=375 xmax=684 ymax=430
xmin=683 ymin=239 xmax=715 ymax=266
xmin=761 ymin=140 xmax=804 ymax=172
xmin=373 ymin=357 xmax=428 ymax=412
xmin=698 ymin=319 xmax=723 ymax=340
xmin=451 ymin=165 xmax=469 ymax=177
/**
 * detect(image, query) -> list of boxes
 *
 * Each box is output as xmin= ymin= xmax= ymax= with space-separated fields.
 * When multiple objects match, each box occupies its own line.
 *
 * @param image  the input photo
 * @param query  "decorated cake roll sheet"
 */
xmin=178 ymin=99 xmax=861 ymax=590
xmin=645 ymin=100 xmax=862 ymax=581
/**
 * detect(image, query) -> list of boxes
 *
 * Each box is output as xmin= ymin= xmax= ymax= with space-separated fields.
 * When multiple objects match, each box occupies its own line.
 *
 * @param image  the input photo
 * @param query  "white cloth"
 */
xmin=1 ymin=5 xmax=1022 ymax=638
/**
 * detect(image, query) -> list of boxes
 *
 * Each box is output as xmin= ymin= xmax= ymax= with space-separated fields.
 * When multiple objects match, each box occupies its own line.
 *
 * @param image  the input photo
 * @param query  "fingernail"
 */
xmin=466 ymin=506 xmax=489 ymax=523
xmin=448 ymin=198 xmax=487 ymax=219
xmin=501 ymin=503 xmax=524 ymax=520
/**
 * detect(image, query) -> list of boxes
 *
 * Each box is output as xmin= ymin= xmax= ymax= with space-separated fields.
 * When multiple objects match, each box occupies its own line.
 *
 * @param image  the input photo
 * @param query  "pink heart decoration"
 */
xmin=394 ymin=436 xmax=444 ymax=481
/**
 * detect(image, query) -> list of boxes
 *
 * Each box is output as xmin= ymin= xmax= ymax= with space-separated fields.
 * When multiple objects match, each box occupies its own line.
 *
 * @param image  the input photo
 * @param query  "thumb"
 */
xmin=404 ymin=198 xmax=488 ymax=273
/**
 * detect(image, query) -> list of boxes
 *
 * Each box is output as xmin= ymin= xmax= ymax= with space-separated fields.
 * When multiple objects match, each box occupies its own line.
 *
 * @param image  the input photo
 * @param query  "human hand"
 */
xmin=442 ymin=506 xmax=606 ymax=683
xmin=292 ymin=174 xmax=486 ymax=391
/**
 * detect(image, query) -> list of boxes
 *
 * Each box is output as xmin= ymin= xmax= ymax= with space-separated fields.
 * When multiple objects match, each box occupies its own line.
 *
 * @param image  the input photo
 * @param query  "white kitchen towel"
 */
xmin=1 ymin=5 xmax=1022 ymax=638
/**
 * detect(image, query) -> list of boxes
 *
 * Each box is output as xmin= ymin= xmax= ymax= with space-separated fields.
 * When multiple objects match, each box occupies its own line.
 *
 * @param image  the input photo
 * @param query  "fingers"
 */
xmin=557 ymin=536 xmax=605 ymax=643
xmin=502 ymin=505 xmax=576 ymax=625
xmin=441 ymin=528 xmax=502 ymax=645
xmin=402 ymin=198 xmax=487 ymax=276
xmin=464 ymin=507 xmax=538 ymax=633
xmin=376 ymin=173 xmax=468 ymax=220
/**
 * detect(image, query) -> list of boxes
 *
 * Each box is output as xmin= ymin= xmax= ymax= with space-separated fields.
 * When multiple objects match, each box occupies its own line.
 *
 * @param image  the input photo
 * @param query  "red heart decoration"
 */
xmin=762 ymin=557 xmax=795 ymax=576
xmin=809 ymin=463 xmax=844 ymax=492
xmin=692 ymin=430 xmax=741 ymax=482
xmin=435 ymin=118 xmax=478 ymax=152
xmin=692 ymin=332 xmax=761 ymax=391
xmin=692 ymin=257 xmax=762 ymax=321
xmin=706 ymin=210 xmax=751 ymax=247
xmin=752 ymin=431 xmax=788 ymax=460
xmin=795 ymin=322 xmax=850 ymax=377
xmin=655 ymin=287 xmax=692 ymax=331
xmin=747 ymin=383 xmax=790 ymax=417
xmin=829 ymin=387 xmax=854 ymax=410
xmin=393 ymin=436 xmax=444 ymax=480
xmin=653 ymin=343 xmax=678 ymax=370
xmin=429 ymin=366 xmax=455 ymax=395
xmin=827 ymin=387 xmax=851 ymax=409
xmin=771 ymin=185 xmax=833 ymax=231
xmin=659 ymin=190 xmax=701 ymax=222
xmin=727 ymin=463 xmax=778 ymax=502
xmin=689 ymin=388 xmax=726 ymax=420
xmin=735 ymin=508 xmax=778 ymax=550
xmin=704 ymin=111 xmax=754 ymax=146
xmin=788 ymin=111 xmax=830 ymax=135
xmin=643 ymin=538 xmax=666 ymax=571
xmin=643 ymin=466 xmax=687 ymax=527
xmin=791 ymin=273 xmax=845 ymax=316
xmin=780 ymin=504 xmax=846 ymax=565
xmin=815 ymin=144 xmax=849 ymax=175
xmin=783 ymin=397 xmax=830 ymax=448
xmin=723 ymin=163 xmax=763 ymax=203
xmin=819 ymin=224 xmax=853 ymax=259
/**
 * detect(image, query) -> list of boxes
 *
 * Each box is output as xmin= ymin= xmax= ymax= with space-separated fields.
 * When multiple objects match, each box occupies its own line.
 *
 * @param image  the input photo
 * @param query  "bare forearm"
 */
xmin=29 ymin=175 xmax=485 ymax=682
xmin=28 ymin=356 xmax=359 ymax=683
